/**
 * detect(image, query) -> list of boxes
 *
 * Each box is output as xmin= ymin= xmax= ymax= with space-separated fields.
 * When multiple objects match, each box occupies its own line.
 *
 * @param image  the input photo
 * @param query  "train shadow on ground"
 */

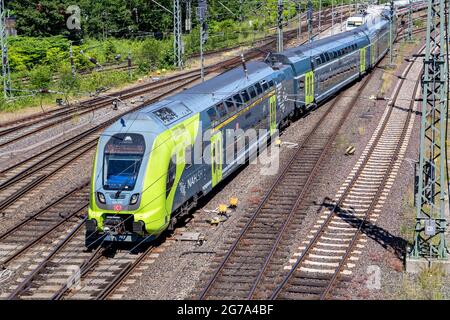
xmin=318 ymin=197 xmax=410 ymax=262
xmin=391 ymin=104 xmax=421 ymax=116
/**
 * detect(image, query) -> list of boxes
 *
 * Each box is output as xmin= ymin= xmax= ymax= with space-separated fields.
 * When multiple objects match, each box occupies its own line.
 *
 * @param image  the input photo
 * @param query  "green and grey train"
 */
xmin=86 ymin=13 xmax=391 ymax=245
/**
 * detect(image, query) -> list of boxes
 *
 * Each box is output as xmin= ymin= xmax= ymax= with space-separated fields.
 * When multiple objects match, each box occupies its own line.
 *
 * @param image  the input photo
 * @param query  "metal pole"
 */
xmin=173 ymin=0 xmax=183 ymax=68
xmin=406 ymin=0 xmax=413 ymax=41
xmin=186 ymin=0 xmax=192 ymax=32
xmin=198 ymin=1 xmax=208 ymax=82
xmin=0 ymin=0 xmax=11 ymax=100
xmin=200 ymin=24 xmax=204 ymax=81
xmin=318 ymin=0 xmax=322 ymax=38
xmin=296 ymin=0 xmax=301 ymax=40
xmin=331 ymin=0 xmax=335 ymax=35
xmin=127 ymin=50 xmax=132 ymax=80
xmin=70 ymin=42 xmax=76 ymax=79
xmin=277 ymin=0 xmax=284 ymax=52
xmin=410 ymin=0 xmax=449 ymax=261
xmin=307 ymin=0 xmax=313 ymax=43
xmin=340 ymin=0 xmax=343 ymax=31
xmin=389 ymin=0 xmax=394 ymax=66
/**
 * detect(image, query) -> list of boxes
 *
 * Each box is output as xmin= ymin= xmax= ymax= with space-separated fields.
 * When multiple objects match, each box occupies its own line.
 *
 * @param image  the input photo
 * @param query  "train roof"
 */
xmin=268 ymin=28 xmax=370 ymax=75
xmin=171 ymin=61 xmax=275 ymax=106
xmin=105 ymin=61 xmax=276 ymax=134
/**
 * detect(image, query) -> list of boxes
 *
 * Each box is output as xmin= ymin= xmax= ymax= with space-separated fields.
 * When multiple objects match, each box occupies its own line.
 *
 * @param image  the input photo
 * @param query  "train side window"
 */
xmin=248 ymin=86 xmax=257 ymax=99
xmin=261 ymin=80 xmax=269 ymax=91
xmin=216 ymin=103 xmax=227 ymax=118
xmin=233 ymin=94 xmax=243 ymax=108
xmin=166 ymin=155 xmax=177 ymax=197
xmin=207 ymin=108 xmax=218 ymax=123
xmin=225 ymin=98 xmax=236 ymax=113
xmin=255 ymin=82 xmax=263 ymax=95
xmin=241 ymin=90 xmax=250 ymax=103
xmin=268 ymin=80 xmax=275 ymax=87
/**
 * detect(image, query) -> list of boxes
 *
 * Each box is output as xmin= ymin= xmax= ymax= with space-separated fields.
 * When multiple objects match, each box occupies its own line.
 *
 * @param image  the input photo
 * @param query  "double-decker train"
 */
xmin=86 ymin=10 xmax=391 ymax=246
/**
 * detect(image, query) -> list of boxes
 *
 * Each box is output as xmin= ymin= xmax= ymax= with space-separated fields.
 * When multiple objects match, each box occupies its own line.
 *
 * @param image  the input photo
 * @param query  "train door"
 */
xmin=371 ymin=42 xmax=376 ymax=67
xmin=211 ymin=131 xmax=223 ymax=188
xmin=360 ymin=47 xmax=367 ymax=73
xmin=269 ymin=94 xmax=277 ymax=135
xmin=305 ymin=71 xmax=314 ymax=107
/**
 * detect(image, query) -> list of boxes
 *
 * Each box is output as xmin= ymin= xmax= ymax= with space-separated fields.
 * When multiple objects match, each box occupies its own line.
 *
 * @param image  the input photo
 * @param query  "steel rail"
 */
xmin=269 ymin=43 xmax=425 ymax=300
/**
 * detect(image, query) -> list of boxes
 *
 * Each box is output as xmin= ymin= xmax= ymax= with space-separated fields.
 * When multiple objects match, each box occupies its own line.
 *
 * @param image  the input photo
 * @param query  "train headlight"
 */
xmin=130 ymin=194 xmax=140 ymax=205
xmin=97 ymin=192 xmax=106 ymax=204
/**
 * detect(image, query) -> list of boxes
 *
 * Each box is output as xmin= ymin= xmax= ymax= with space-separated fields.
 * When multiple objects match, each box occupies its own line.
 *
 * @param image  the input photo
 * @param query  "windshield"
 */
xmin=103 ymin=133 xmax=145 ymax=191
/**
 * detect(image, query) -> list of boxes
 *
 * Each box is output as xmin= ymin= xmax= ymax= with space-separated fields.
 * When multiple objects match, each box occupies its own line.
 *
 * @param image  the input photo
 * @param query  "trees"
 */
xmin=8 ymin=0 xmax=174 ymax=38
xmin=9 ymin=0 xmax=70 ymax=37
xmin=7 ymin=0 xmax=275 ymax=39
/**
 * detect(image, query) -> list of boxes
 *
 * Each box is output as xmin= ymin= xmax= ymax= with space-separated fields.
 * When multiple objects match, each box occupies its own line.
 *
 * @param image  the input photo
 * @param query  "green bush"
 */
xmin=58 ymin=64 xmax=80 ymax=94
xmin=30 ymin=65 xmax=53 ymax=90
xmin=137 ymin=38 xmax=162 ymax=71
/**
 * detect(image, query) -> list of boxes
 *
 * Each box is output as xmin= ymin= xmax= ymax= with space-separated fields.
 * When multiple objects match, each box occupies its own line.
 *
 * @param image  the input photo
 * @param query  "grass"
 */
xmin=400 ymin=189 xmax=416 ymax=241
xmin=397 ymin=265 xmax=445 ymax=300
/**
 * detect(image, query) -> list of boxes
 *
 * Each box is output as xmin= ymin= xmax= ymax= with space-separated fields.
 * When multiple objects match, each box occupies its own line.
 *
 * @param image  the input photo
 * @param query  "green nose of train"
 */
xmin=86 ymin=111 xmax=200 ymax=246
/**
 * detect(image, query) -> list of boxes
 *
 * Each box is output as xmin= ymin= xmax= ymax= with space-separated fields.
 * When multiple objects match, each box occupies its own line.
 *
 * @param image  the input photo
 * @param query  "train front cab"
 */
xmin=86 ymin=113 xmax=200 ymax=247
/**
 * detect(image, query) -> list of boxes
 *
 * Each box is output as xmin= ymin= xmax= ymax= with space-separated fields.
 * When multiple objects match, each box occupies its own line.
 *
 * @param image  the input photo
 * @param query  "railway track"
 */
xmin=0 ymin=179 xmax=157 ymax=300
xmin=198 ymin=38 xmax=425 ymax=300
xmin=4 ymin=217 xmax=158 ymax=300
xmin=268 ymin=43 xmax=423 ymax=300
xmin=0 ymin=184 xmax=89 ymax=269
xmin=198 ymin=62 xmax=380 ymax=300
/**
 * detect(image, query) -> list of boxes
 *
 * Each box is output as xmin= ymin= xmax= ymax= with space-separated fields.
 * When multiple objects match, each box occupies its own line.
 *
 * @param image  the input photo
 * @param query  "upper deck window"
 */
xmin=241 ymin=90 xmax=250 ymax=103
xmin=255 ymin=83 xmax=263 ymax=95
xmin=216 ymin=103 xmax=227 ymax=118
xmin=261 ymin=80 xmax=269 ymax=91
xmin=248 ymin=86 xmax=257 ymax=99
xmin=225 ymin=98 xmax=236 ymax=113
xmin=233 ymin=94 xmax=243 ymax=108
xmin=207 ymin=107 xmax=219 ymax=123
